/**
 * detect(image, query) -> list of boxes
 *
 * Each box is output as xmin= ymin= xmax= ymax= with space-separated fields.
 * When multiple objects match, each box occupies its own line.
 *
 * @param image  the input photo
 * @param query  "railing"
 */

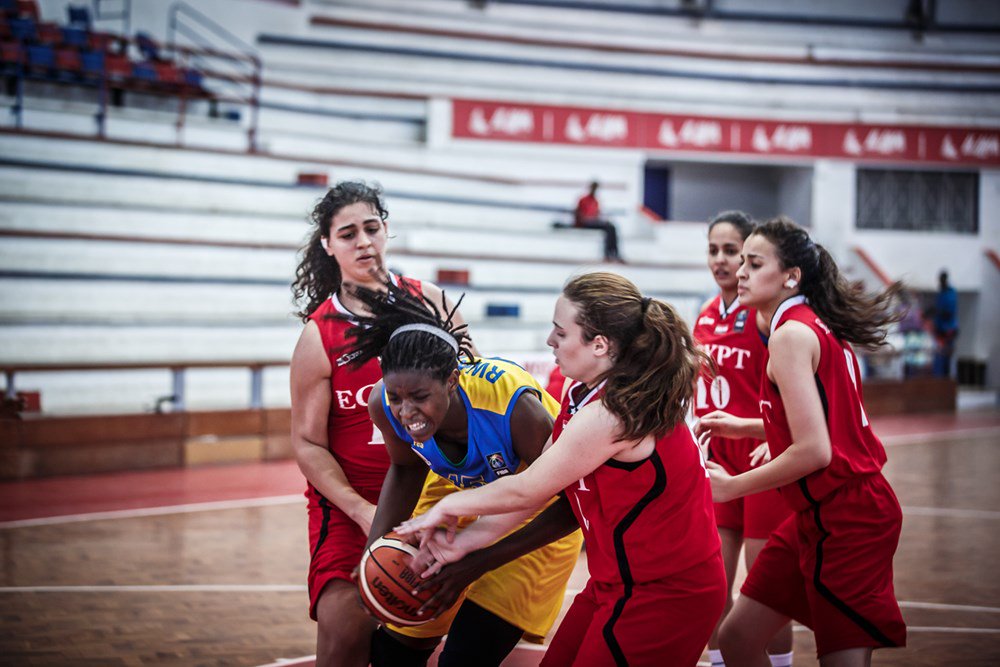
xmin=852 ymin=246 xmax=894 ymax=288
xmin=986 ymin=249 xmax=1000 ymax=272
xmin=3 ymin=360 xmax=289 ymax=412
xmin=167 ymin=1 xmax=262 ymax=152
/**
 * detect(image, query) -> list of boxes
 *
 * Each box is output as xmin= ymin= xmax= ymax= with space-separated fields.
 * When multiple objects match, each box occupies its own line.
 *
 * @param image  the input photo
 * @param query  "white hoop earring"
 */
xmin=784 ymin=278 xmax=798 ymax=289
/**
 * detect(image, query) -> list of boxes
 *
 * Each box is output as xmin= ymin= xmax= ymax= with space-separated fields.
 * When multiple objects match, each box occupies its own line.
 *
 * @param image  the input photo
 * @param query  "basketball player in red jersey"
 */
xmin=708 ymin=218 xmax=906 ymax=666
xmin=692 ymin=212 xmax=792 ymax=667
xmin=397 ymin=272 xmax=727 ymax=667
xmin=289 ymin=181 xmax=469 ymax=667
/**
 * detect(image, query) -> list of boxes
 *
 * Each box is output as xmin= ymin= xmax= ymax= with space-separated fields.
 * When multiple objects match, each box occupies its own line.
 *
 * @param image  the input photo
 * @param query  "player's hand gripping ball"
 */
xmin=358 ymin=532 xmax=438 ymax=626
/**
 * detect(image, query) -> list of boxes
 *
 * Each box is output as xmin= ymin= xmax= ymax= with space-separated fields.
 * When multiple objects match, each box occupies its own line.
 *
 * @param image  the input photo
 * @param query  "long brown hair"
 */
xmin=752 ymin=217 xmax=903 ymax=348
xmin=563 ymin=272 xmax=706 ymax=441
xmin=291 ymin=181 xmax=389 ymax=322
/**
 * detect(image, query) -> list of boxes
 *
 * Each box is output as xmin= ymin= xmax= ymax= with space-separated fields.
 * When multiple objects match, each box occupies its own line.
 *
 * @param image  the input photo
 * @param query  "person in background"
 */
xmin=932 ymin=270 xmax=958 ymax=378
xmin=574 ymin=181 xmax=624 ymax=263
xmin=692 ymin=211 xmax=793 ymax=667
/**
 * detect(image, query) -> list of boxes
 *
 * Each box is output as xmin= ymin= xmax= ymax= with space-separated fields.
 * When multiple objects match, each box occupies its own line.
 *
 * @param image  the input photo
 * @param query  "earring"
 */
xmin=784 ymin=278 xmax=798 ymax=289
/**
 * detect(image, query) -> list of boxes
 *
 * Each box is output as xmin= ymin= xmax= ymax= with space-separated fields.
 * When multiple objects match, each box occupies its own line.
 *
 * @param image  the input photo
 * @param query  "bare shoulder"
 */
xmin=291 ymin=321 xmax=330 ymax=376
xmin=567 ymin=402 xmax=626 ymax=446
xmin=770 ymin=319 xmax=818 ymax=350
xmin=769 ymin=320 xmax=820 ymax=375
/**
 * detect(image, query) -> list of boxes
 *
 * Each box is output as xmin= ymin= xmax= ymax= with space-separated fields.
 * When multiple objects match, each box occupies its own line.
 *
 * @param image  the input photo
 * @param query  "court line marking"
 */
xmin=881 ymin=425 xmax=1000 ymax=447
xmin=901 ymin=506 xmax=1000 ymax=520
xmin=0 ymin=494 xmax=304 ymax=529
xmin=0 ymin=584 xmax=307 ymax=593
xmin=2 ymin=424 xmax=996 ymax=530
xmin=4 ymin=585 xmax=998 ymax=618
xmin=900 ymin=600 xmax=1000 ymax=614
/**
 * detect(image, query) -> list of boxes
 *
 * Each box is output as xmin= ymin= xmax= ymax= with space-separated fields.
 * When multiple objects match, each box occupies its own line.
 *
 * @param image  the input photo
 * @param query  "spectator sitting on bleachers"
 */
xmin=573 ymin=180 xmax=623 ymax=263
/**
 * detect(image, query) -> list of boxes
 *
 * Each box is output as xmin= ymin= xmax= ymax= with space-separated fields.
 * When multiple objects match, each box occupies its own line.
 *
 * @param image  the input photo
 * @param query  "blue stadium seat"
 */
xmin=26 ymin=42 xmax=54 ymax=68
xmin=67 ymin=4 xmax=90 ymax=30
xmin=9 ymin=16 xmax=35 ymax=41
xmin=486 ymin=303 xmax=521 ymax=318
xmin=135 ymin=31 xmax=159 ymax=61
xmin=61 ymin=26 xmax=87 ymax=48
xmin=132 ymin=60 xmax=157 ymax=81
xmin=80 ymin=48 xmax=104 ymax=75
xmin=182 ymin=67 xmax=203 ymax=88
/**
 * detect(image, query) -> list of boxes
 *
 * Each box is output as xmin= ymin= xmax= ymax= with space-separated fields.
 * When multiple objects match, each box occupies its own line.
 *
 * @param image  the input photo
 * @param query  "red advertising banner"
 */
xmin=452 ymin=99 xmax=1000 ymax=166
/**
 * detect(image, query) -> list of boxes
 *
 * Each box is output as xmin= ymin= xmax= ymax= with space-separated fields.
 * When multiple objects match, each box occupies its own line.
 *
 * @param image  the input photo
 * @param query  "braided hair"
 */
xmin=341 ymin=279 xmax=474 ymax=381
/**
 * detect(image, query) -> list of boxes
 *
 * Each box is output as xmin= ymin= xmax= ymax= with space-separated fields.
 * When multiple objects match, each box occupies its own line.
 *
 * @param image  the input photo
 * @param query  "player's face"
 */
xmin=707 ymin=223 xmax=744 ymax=292
xmin=382 ymin=369 xmax=458 ymax=443
xmin=322 ymin=202 xmax=388 ymax=284
xmin=736 ymin=234 xmax=786 ymax=309
xmin=546 ymin=295 xmax=607 ymax=385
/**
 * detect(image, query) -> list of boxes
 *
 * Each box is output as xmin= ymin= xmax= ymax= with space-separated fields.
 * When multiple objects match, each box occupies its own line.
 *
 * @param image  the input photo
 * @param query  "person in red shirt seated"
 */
xmin=574 ymin=181 xmax=623 ymax=263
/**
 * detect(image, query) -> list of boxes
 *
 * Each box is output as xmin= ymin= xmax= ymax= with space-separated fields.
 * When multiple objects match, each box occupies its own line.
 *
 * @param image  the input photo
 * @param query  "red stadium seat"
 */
xmin=55 ymin=46 xmax=81 ymax=71
xmin=36 ymin=21 xmax=61 ymax=45
xmin=104 ymin=52 xmax=130 ymax=79
xmin=15 ymin=0 xmax=38 ymax=20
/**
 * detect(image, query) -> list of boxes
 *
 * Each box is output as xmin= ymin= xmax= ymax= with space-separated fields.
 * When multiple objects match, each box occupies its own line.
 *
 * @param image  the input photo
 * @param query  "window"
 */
xmin=856 ymin=169 xmax=978 ymax=233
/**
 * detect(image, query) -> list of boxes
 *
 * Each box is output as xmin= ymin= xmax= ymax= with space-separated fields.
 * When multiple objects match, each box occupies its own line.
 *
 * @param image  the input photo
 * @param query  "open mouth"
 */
xmin=405 ymin=420 xmax=428 ymax=435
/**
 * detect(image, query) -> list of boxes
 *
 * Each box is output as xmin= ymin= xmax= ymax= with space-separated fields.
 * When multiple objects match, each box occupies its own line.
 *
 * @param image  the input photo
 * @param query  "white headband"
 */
xmin=389 ymin=323 xmax=459 ymax=353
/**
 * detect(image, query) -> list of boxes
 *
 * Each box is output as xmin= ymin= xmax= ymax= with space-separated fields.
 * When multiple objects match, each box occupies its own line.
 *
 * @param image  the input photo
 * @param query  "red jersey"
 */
xmin=692 ymin=294 xmax=766 ymax=421
xmin=576 ymin=194 xmax=600 ymax=221
xmin=759 ymin=297 xmax=888 ymax=512
xmin=304 ymin=275 xmax=422 ymax=506
xmin=556 ymin=382 xmax=720 ymax=585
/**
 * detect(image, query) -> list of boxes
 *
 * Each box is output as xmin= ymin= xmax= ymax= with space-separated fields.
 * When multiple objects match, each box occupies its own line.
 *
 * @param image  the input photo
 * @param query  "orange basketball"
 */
xmin=358 ymin=534 xmax=437 ymax=626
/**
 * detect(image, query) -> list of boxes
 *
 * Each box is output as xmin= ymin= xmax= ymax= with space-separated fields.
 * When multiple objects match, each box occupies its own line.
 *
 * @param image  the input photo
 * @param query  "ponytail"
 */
xmin=753 ymin=217 xmax=903 ymax=348
xmin=563 ymin=272 xmax=706 ymax=441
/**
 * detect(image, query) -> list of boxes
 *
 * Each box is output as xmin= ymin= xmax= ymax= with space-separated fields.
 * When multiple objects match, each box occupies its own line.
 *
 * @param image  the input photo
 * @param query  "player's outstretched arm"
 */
xmin=708 ymin=322 xmax=832 ymax=502
xmin=396 ymin=402 xmax=631 ymax=536
xmin=410 ymin=496 xmax=579 ymax=618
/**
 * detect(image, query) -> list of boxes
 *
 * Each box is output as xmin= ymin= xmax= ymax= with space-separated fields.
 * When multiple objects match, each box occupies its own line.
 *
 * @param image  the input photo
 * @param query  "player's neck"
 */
xmin=719 ymin=289 xmax=739 ymax=311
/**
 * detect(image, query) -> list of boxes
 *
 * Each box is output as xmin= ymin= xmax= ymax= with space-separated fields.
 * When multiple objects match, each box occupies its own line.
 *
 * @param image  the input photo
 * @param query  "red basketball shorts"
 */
xmin=711 ymin=436 xmax=791 ymax=539
xmin=541 ymin=551 xmax=726 ymax=667
xmin=740 ymin=473 xmax=907 ymax=657
xmin=307 ymin=497 xmax=367 ymax=621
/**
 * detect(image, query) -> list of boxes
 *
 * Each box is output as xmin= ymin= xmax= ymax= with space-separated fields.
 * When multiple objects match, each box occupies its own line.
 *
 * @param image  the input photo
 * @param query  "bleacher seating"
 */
xmin=3 ymin=0 xmax=996 ymax=419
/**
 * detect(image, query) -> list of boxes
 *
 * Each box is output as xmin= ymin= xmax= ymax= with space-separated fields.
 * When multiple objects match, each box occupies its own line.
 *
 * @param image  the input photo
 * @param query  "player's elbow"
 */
xmin=806 ymin=440 xmax=833 ymax=470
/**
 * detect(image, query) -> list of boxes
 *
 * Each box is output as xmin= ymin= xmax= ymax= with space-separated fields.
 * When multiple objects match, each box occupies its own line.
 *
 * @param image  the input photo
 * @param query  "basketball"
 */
xmin=358 ymin=533 xmax=437 ymax=626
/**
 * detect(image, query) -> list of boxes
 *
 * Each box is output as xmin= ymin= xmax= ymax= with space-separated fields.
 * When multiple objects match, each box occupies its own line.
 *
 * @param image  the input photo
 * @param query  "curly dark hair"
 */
xmin=752 ymin=217 xmax=903 ymax=348
xmin=339 ymin=279 xmax=474 ymax=382
xmin=291 ymin=181 xmax=389 ymax=322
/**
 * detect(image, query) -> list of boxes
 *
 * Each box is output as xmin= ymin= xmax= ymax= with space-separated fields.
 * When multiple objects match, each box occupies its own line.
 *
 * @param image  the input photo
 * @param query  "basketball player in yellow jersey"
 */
xmin=342 ymin=280 xmax=583 ymax=667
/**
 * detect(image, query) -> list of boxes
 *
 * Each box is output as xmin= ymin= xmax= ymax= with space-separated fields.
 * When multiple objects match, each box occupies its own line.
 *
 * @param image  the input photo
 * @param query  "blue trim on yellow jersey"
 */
xmin=381 ymin=358 xmax=558 ymax=489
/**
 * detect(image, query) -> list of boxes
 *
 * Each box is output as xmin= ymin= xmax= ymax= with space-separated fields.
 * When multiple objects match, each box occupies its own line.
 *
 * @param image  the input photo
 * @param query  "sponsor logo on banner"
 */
xmin=565 ymin=113 xmax=629 ymax=143
xmin=468 ymin=105 xmax=535 ymax=138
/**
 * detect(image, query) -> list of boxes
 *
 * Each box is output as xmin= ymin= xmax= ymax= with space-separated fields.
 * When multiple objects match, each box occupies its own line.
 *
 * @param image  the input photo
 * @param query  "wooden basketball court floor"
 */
xmin=2 ymin=409 xmax=998 ymax=666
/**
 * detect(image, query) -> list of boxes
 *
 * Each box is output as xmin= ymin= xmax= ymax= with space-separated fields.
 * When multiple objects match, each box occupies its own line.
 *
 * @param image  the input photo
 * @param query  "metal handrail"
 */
xmin=167 ymin=1 xmax=261 ymax=151
xmin=3 ymin=360 xmax=289 ymax=411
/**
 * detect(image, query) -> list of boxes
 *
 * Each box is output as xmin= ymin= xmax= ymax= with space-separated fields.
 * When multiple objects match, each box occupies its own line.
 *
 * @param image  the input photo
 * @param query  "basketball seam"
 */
xmin=359 ymin=540 xmax=428 ymax=626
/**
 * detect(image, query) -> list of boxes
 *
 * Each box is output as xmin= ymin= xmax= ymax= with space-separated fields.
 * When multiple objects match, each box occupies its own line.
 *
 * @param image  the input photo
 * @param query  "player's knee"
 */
xmin=718 ymin=614 xmax=762 ymax=658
